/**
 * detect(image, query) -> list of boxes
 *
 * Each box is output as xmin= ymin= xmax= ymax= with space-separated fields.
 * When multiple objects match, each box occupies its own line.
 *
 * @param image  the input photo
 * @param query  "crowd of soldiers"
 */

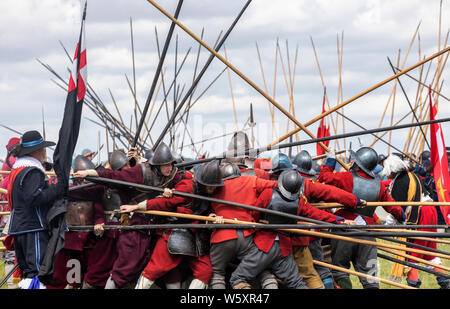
xmin=0 ymin=129 xmax=449 ymax=290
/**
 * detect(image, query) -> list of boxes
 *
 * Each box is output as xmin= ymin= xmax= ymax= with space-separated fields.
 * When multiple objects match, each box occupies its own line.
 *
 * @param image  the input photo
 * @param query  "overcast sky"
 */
xmin=0 ymin=0 xmax=448 ymax=164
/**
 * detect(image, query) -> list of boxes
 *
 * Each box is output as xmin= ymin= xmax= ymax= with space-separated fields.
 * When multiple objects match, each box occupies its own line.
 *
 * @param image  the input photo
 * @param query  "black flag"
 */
xmin=38 ymin=1 xmax=87 ymax=284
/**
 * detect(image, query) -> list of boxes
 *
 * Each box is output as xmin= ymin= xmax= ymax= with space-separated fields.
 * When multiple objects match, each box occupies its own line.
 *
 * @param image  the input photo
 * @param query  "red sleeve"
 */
xmin=304 ymin=179 xmax=357 ymax=209
xmin=317 ymin=165 xmax=353 ymax=192
xmin=97 ymin=164 xmax=144 ymax=184
xmin=378 ymin=183 xmax=404 ymax=220
xmin=255 ymin=168 xmax=271 ymax=180
xmin=298 ymin=196 xmax=338 ymax=223
xmin=146 ymin=179 xmax=193 ymax=211
xmin=254 ymin=177 xmax=278 ymax=195
xmin=253 ymin=188 xmax=274 ymax=221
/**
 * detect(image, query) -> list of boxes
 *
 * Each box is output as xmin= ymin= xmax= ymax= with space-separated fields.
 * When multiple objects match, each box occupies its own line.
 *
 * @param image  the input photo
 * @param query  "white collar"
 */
xmin=13 ymin=156 xmax=45 ymax=173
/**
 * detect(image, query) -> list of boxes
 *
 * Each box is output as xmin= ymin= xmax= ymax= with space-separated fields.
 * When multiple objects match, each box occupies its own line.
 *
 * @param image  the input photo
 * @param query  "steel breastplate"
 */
xmin=167 ymin=228 xmax=198 ymax=257
xmin=262 ymin=188 xmax=299 ymax=224
xmin=350 ymin=171 xmax=380 ymax=217
xmin=65 ymin=200 xmax=94 ymax=226
xmin=102 ymin=188 xmax=122 ymax=212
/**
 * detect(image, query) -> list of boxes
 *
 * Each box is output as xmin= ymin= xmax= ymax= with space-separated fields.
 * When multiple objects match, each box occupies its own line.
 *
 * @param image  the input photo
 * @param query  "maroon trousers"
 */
xmin=110 ymin=215 xmax=154 ymax=288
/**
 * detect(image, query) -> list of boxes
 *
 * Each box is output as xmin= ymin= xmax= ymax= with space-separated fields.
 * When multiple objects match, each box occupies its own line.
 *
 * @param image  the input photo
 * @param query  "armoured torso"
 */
xmin=350 ymin=171 xmax=380 ymax=217
xmin=262 ymin=188 xmax=299 ymax=224
xmin=65 ymin=200 xmax=94 ymax=226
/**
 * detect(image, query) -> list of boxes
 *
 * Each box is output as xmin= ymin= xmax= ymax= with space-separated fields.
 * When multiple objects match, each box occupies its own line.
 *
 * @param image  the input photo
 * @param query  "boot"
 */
xmin=233 ymin=281 xmax=252 ymax=289
xmin=436 ymin=276 xmax=450 ymax=289
xmin=104 ymin=275 xmax=118 ymax=289
xmin=166 ymin=281 xmax=182 ymax=289
xmin=135 ymin=275 xmax=154 ymax=289
xmin=406 ymin=278 xmax=422 ymax=288
xmin=188 ymin=278 xmax=208 ymax=289
xmin=81 ymin=281 xmax=97 ymax=289
xmin=334 ymin=277 xmax=352 ymax=289
xmin=322 ymin=277 xmax=335 ymax=289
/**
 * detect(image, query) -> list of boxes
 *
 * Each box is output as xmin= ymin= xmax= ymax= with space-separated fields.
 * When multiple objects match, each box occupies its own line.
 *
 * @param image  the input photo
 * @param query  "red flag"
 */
xmin=429 ymin=88 xmax=450 ymax=224
xmin=316 ymin=89 xmax=330 ymax=156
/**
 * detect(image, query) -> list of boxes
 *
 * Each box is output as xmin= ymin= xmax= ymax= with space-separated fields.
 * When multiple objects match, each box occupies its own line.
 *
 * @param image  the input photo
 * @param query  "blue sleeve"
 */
xmin=323 ymin=158 xmax=337 ymax=170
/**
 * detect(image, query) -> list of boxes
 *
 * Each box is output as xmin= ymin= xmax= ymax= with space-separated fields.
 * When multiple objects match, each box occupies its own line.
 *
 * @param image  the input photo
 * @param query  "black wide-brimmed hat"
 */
xmin=16 ymin=130 xmax=55 ymax=157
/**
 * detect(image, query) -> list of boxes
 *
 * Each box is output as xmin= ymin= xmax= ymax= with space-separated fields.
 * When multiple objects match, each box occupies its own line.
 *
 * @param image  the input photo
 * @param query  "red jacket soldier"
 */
xmin=317 ymin=147 xmax=405 ymax=289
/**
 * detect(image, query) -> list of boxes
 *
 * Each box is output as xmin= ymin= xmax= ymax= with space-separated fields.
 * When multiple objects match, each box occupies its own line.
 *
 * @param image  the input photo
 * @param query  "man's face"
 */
xmin=160 ymin=163 xmax=173 ymax=177
xmin=205 ymin=186 xmax=217 ymax=195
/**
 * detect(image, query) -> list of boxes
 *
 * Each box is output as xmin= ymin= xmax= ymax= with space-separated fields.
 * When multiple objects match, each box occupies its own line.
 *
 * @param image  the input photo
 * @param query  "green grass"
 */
xmin=349 ymin=241 xmax=450 ymax=289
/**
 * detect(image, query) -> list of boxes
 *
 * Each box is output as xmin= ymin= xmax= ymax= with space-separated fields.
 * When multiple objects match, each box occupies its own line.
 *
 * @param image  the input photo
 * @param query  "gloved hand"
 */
xmin=326 ymin=149 xmax=336 ymax=159
xmin=384 ymin=213 xmax=400 ymax=225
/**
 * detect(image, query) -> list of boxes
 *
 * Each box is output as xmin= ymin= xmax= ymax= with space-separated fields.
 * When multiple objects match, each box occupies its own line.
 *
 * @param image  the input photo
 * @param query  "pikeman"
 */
xmin=47 ymin=155 xmax=101 ymax=289
xmin=7 ymin=130 xmax=66 ymax=289
xmin=73 ymin=142 xmax=192 ymax=289
xmin=268 ymin=152 xmax=295 ymax=180
xmin=229 ymin=169 xmax=356 ymax=289
xmin=318 ymin=146 xmax=405 ymax=289
xmin=205 ymin=160 xmax=279 ymax=289
xmin=223 ymin=131 xmax=270 ymax=179
xmin=119 ymin=161 xmax=218 ymax=289
xmin=66 ymin=152 xmax=128 ymax=289
xmin=291 ymin=150 xmax=366 ymax=289
xmin=382 ymin=154 xmax=450 ymax=289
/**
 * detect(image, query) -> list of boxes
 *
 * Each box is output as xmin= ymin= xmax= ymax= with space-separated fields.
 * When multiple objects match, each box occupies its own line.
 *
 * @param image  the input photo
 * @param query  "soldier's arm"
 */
xmin=379 ymin=184 xmax=406 ymax=221
xmin=22 ymin=168 xmax=64 ymax=207
xmin=297 ymin=196 xmax=344 ymax=224
xmin=305 ymin=179 xmax=359 ymax=209
xmin=253 ymin=177 xmax=278 ymax=195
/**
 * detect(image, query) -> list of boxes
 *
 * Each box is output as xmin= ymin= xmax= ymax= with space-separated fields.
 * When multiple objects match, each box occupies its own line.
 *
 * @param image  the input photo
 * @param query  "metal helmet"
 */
xmin=73 ymin=155 xmax=96 ymax=172
xmin=349 ymin=147 xmax=378 ymax=178
xmin=109 ymin=150 xmax=129 ymax=171
xmin=270 ymin=152 xmax=295 ymax=174
xmin=277 ymin=169 xmax=304 ymax=200
xmin=194 ymin=160 xmax=225 ymax=187
xmin=149 ymin=142 xmax=176 ymax=166
xmin=378 ymin=154 xmax=387 ymax=165
xmin=220 ymin=162 xmax=241 ymax=181
xmin=227 ymin=131 xmax=250 ymax=154
xmin=292 ymin=150 xmax=316 ymax=176
xmin=311 ymin=160 xmax=321 ymax=175
xmin=420 ymin=150 xmax=430 ymax=162
xmin=144 ymin=149 xmax=154 ymax=161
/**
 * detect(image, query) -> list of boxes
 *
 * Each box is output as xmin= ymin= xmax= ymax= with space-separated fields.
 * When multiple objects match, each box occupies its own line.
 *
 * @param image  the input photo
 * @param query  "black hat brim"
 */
xmin=17 ymin=141 xmax=56 ymax=157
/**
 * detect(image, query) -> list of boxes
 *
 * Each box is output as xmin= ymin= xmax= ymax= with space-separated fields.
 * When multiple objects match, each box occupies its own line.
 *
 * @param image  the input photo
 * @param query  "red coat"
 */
xmin=145 ymin=179 xmax=199 ymax=239
xmin=317 ymin=164 xmax=404 ymax=224
xmin=291 ymin=177 xmax=359 ymax=246
xmin=240 ymin=167 xmax=271 ymax=180
xmin=253 ymin=188 xmax=341 ymax=257
xmin=210 ymin=176 xmax=277 ymax=243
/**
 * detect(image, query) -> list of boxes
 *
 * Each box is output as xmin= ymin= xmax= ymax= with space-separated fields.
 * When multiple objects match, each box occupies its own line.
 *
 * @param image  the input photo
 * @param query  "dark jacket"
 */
xmin=8 ymin=167 xmax=62 ymax=235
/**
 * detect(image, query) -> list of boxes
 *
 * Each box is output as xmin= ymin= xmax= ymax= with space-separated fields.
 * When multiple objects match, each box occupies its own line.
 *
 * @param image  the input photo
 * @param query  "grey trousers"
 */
xmin=209 ymin=230 xmax=255 ymax=289
xmin=331 ymin=236 xmax=379 ymax=289
xmin=308 ymin=238 xmax=332 ymax=280
xmin=230 ymin=240 xmax=308 ymax=289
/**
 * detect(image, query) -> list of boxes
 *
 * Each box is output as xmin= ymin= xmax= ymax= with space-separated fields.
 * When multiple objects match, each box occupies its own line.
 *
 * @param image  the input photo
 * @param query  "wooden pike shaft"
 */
xmin=146 ymin=0 xmax=350 ymax=171
xmin=267 ymin=47 xmax=450 ymax=147
xmin=379 ymin=247 xmax=450 ymax=272
xmin=136 ymin=210 xmax=450 ymax=259
xmin=312 ymin=260 xmax=415 ymax=289
xmin=312 ymin=201 xmax=450 ymax=209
